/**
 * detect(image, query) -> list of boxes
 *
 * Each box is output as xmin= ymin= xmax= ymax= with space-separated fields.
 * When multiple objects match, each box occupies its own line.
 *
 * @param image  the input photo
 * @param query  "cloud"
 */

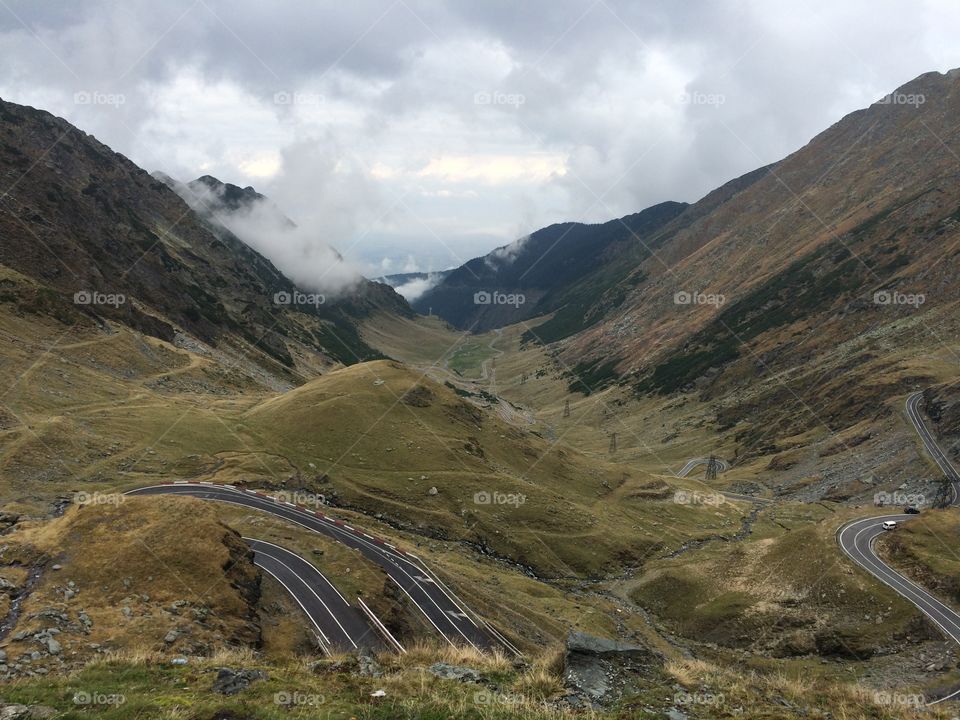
xmin=485 ymin=235 xmax=529 ymax=269
xmin=1 ymin=0 xmax=959 ymax=273
xmin=418 ymin=154 xmax=566 ymax=185
xmin=391 ymin=273 xmax=446 ymax=302
xmin=173 ymin=167 xmax=364 ymax=296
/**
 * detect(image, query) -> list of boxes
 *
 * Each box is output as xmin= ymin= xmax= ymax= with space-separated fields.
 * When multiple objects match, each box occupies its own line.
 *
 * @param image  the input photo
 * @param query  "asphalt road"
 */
xmin=675 ymin=457 xmax=730 ymax=478
xmin=907 ymin=391 xmax=960 ymax=503
xmin=674 ymin=457 xmax=774 ymax=505
xmin=836 ymin=393 xmax=960 ymax=705
xmin=837 ymin=515 xmax=960 ymax=644
xmin=127 ymin=483 xmax=510 ymax=654
xmin=245 ymin=537 xmax=375 ymax=653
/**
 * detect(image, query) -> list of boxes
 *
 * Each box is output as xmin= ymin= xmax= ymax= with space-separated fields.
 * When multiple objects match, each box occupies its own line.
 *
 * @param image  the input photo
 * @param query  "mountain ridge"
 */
xmin=0 ymin=97 xmax=409 ymax=377
xmin=413 ymin=200 xmax=689 ymax=332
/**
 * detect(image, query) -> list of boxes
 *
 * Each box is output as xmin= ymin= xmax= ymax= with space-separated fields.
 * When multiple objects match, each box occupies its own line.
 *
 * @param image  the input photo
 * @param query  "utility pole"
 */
xmin=705 ymin=455 xmax=719 ymax=482
xmin=609 ymin=433 xmax=617 ymax=454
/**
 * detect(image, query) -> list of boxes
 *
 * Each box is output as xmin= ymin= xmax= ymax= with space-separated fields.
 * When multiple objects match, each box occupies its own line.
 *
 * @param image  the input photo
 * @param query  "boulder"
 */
xmin=210 ymin=667 xmax=268 ymax=695
xmin=563 ymin=630 xmax=664 ymax=708
xmin=0 ymin=706 xmax=56 ymax=720
xmin=428 ymin=662 xmax=482 ymax=682
xmin=357 ymin=647 xmax=383 ymax=678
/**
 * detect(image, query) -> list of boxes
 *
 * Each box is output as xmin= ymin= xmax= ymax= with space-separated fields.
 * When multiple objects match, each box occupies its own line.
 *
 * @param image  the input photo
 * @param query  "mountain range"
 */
xmin=420 ymin=70 xmax=960 ymax=449
xmin=0 ymin=98 xmax=409 ymax=381
xmin=1 ymin=68 xmax=960 ymax=719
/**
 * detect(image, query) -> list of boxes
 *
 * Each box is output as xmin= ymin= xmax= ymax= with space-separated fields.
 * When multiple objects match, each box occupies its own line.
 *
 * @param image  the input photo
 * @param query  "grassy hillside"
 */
xmin=240 ymin=359 xmax=746 ymax=579
xmin=877 ymin=508 xmax=960 ymax=604
xmin=0 ymin=99 xmax=402 ymax=377
xmin=0 ymin=642 xmax=949 ymax=719
xmin=0 ymin=497 xmax=261 ymax=673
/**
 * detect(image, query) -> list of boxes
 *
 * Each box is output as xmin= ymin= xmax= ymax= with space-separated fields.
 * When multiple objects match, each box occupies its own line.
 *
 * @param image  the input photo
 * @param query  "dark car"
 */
xmin=903 ymin=506 xmax=921 ymax=514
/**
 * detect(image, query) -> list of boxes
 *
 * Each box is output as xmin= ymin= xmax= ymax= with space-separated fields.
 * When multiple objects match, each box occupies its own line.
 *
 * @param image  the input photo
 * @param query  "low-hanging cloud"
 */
xmin=172 ymin=165 xmax=365 ymax=297
xmin=485 ymin=235 xmax=529 ymax=269
xmin=391 ymin=273 xmax=446 ymax=302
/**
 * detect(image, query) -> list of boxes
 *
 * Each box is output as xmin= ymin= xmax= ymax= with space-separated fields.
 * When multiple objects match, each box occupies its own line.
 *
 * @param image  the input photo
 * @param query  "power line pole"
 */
xmin=705 ymin=455 xmax=719 ymax=482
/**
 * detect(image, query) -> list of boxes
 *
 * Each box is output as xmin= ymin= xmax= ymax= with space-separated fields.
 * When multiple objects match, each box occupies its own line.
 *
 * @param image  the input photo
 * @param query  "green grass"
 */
xmin=446 ymin=340 xmax=494 ymax=377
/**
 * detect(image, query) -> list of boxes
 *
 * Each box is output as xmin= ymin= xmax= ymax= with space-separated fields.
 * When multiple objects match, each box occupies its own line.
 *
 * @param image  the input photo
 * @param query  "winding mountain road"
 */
xmin=675 ymin=457 xmax=730 ymax=478
xmin=127 ymin=483 xmax=517 ymax=655
xmin=674 ymin=457 xmax=775 ymax=506
xmin=245 ymin=537 xmax=375 ymax=653
xmin=837 ymin=392 xmax=960 ymax=705
xmin=907 ymin=391 xmax=960 ymax=503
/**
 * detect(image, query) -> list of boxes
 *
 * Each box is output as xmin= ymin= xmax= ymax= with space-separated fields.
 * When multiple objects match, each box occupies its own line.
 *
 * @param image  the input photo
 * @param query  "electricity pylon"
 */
xmin=705 ymin=455 xmax=719 ymax=482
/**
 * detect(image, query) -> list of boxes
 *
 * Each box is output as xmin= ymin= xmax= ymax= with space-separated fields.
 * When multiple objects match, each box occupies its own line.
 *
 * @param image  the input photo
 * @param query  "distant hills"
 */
xmin=412 ymin=201 xmax=688 ymax=332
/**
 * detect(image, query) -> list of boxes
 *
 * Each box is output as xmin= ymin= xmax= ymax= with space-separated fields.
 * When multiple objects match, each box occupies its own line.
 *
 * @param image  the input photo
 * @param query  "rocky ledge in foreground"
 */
xmin=562 ymin=630 xmax=666 ymax=709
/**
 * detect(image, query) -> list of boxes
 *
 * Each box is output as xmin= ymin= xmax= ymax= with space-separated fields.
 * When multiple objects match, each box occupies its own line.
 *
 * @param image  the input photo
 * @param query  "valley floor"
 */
xmin=1 ymin=307 xmax=959 ymax=717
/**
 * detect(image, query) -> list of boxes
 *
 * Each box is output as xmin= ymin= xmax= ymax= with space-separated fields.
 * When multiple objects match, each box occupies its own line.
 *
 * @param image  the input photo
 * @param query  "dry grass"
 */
xmin=87 ymin=644 xmax=263 ymax=669
xmin=0 ymin=497 xmax=261 ymax=666
xmin=399 ymin=639 xmax=514 ymax=673
xmin=5 ymin=638 xmax=948 ymax=719
xmin=666 ymin=656 xmax=955 ymax=720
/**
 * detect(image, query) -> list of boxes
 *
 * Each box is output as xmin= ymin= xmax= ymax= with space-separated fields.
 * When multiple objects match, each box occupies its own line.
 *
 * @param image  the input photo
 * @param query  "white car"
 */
xmin=882 ymin=520 xmax=898 ymax=531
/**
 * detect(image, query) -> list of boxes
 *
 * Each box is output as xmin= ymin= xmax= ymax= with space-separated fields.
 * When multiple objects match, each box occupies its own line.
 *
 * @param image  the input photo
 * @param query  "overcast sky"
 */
xmin=1 ymin=0 xmax=959 ymax=279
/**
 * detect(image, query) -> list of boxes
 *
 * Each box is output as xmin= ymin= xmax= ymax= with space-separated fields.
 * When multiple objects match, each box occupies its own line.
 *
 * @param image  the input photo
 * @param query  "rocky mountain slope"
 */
xmin=525 ymin=70 xmax=960 ymax=458
xmin=0 ymin=98 xmax=409 ymax=380
xmin=156 ymin=172 xmax=305 ymax=244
